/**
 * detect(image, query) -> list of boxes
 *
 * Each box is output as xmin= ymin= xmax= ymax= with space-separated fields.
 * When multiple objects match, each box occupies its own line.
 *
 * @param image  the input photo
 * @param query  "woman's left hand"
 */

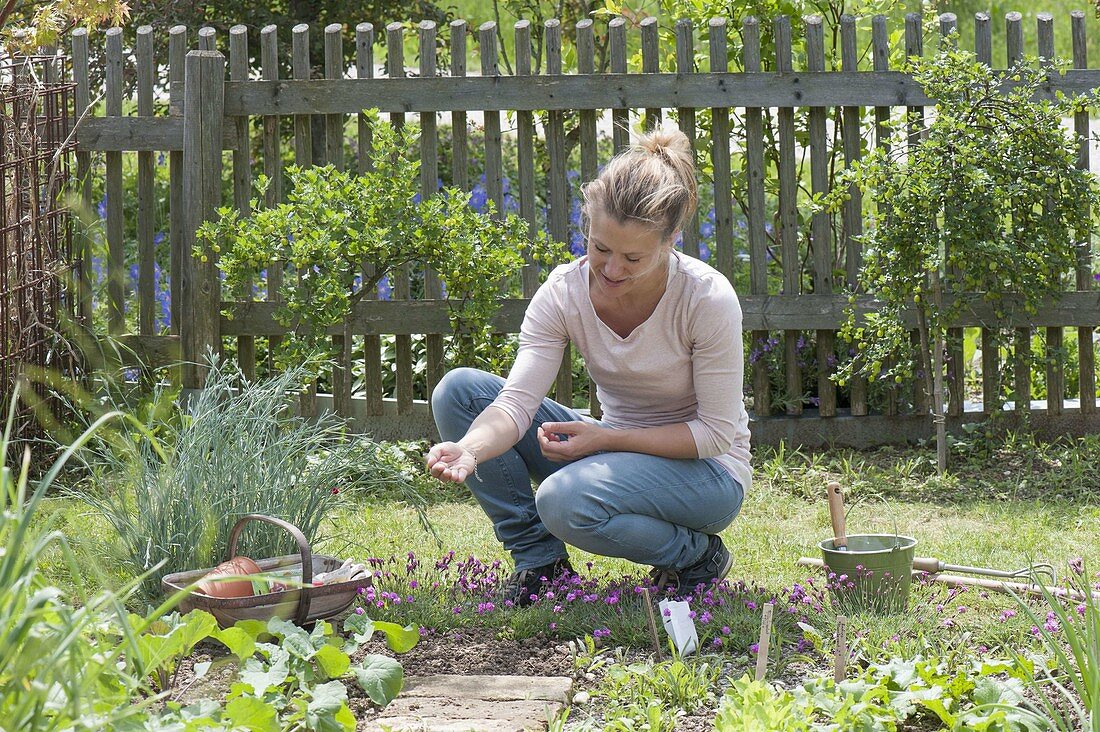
xmin=537 ymin=422 xmax=606 ymax=462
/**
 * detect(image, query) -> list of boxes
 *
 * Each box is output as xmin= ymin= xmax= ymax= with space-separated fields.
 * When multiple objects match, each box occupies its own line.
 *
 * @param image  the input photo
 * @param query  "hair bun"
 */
xmin=639 ymin=130 xmax=691 ymax=158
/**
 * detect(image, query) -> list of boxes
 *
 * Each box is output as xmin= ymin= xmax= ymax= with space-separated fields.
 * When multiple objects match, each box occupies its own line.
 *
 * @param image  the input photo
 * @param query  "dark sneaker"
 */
xmin=669 ymin=535 xmax=733 ymax=597
xmin=649 ymin=566 xmax=678 ymax=593
xmin=502 ymin=558 xmax=573 ymax=607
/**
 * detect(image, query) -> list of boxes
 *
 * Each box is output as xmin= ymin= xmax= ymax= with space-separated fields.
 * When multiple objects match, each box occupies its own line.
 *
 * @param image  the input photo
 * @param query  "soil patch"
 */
xmin=349 ymin=627 xmax=575 ymax=727
xmin=353 ymin=626 xmax=575 ymax=678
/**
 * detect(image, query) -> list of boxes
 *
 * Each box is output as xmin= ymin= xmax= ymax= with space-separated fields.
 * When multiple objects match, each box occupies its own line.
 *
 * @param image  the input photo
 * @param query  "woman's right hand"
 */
xmin=425 ymin=442 xmax=477 ymax=483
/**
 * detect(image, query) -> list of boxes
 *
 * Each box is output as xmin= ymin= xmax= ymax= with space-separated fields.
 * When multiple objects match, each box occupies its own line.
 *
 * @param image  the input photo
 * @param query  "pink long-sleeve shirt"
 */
xmin=487 ymin=250 xmax=753 ymax=493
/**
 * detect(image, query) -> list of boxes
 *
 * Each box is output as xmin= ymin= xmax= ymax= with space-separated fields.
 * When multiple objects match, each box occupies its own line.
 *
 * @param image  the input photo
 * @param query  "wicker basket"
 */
xmin=161 ymin=514 xmax=371 ymax=628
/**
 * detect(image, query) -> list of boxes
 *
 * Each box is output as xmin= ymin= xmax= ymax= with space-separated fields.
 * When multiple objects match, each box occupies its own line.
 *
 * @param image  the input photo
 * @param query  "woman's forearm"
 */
xmin=457 ymin=405 xmax=523 ymax=462
xmin=597 ymin=422 xmax=699 ymax=459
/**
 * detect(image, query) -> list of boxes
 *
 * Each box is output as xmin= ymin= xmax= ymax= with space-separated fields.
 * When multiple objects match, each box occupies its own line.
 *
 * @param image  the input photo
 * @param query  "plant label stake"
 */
xmin=833 ymin=615 xmax=848 ymax=683
xmin=640 ymin=587 xmax=663 ymax=661
xmin=754 ymin=602 xmax=774 ymax=681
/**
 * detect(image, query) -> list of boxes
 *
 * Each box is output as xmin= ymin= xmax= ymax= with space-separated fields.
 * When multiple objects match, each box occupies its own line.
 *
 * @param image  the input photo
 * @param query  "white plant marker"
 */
xmin=754 ymin=602 xmax=774 ymax=681
xmin=834 ymin=615 xmax=848 ymax=683
xmin=658 ymin=598 xmax=698 ymax=656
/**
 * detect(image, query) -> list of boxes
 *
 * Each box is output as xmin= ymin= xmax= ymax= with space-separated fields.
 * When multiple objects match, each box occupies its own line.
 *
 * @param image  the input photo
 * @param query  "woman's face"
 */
xmin=587 ymin=208 xmax=673 ymax=298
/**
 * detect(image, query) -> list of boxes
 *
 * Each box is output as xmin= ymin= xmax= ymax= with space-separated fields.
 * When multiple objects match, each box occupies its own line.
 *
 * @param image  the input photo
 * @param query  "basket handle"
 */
xmin=228 ymin=514 xmax=313 ymax=625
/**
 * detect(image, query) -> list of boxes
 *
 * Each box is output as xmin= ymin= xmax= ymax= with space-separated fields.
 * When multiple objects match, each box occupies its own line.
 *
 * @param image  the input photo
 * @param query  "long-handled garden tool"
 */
xmin=801 ymin=482 xmax=1092 ymax=602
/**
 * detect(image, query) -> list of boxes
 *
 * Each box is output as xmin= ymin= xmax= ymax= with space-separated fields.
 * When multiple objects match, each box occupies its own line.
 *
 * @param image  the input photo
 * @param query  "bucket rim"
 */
xmin=818 ymin=533 xmax=918 ymax=554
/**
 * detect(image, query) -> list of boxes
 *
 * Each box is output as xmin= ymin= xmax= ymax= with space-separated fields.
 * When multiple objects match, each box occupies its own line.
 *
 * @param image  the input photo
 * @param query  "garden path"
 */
xmin=363 ymin=674 xmax=573 ymax=731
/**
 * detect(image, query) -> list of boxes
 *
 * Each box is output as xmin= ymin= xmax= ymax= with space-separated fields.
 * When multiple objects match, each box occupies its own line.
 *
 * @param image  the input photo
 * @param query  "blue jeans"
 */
xmin=431 ymin=368 xmax=744 ymax=572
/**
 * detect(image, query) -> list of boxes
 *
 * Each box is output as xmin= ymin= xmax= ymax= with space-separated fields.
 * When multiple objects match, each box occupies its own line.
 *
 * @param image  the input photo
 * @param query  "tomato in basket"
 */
xmin=196 ymin=556 xmax=262 ymax=598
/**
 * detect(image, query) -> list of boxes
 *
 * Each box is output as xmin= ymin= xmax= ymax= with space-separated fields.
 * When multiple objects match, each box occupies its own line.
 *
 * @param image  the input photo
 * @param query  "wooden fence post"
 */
xmin=181 ymin=50 xmax=225 ymax=389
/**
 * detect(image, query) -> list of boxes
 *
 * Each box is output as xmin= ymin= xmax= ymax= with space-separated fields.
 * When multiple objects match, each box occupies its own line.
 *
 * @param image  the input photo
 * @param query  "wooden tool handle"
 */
xmin=912 ymin=556 xmax=943 ymax=573
xmin=826 ymin=481 xmax=846 ymax=549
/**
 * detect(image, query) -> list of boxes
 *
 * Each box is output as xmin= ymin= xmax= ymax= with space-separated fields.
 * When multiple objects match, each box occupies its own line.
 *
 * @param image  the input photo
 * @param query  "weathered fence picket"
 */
xmin=871 ymin=15 xmax=896 ymax=417
xmin=180 ymin=50 xmax=223 ymax=388
xmin=1073 ymin=11 xmax=1097 ymax=415
xmin=419 ymin=21 xmax=445 ymax=405
xmin=743 ymin=16 xmax=771 ymax=420
xmin=905 ymin=13 xmax=930 ymax=417
xmin=356 ymin=21 xmax=384 ymax=418
xmin=975 ymin=12 xmax=1000 ymax=415
xmin=806 ymin=16 xmax=835 ymax=418
xmin=776 ymin=17 xmax=802 ymax=417
xmin=841 ymin=15 xmax=868 ymax=418
xmin=71 ymin=28 xmax=92 ymax=326
xmin=260 ymin=24 xmax=283 ymax=373
xmin=608 ymin=18 xmax=629 ymax=154
xmin=1006 ymin=12 xmax=1033 ymax=414
xmin=104 ymin=27 xmax=123 ymax=334
xmin=136 ymin=26 xmax=156 ymax=338
xmin=675 ymin=19 xmax=699 ymax=261
xmin=515 ymin=20 xmax=538 ymax=298
xmin=64 ymin=12 xmax=1100 ymax=447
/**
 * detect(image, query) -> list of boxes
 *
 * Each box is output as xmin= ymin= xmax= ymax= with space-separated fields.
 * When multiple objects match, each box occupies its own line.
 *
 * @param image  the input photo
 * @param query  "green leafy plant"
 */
xmin=821 ymin=43 xmax=1100 ymax=471
xmin=715 ymin=654 xmax=1044 ymax=731
xmin=1008 ymin=563 xmax=1100 ymax=731
xmin=199 ymin=109 xmax=565 ymax=368
xmin=133 ymin=609 xmax=220 ymax=693
xmin=151 ymin=612 xmax=417 ymax=731
xmin=0 ymin=382 xmax=189 ymax=730
xmin=72 ymin=357 xmax=431 ymax=601
xmin=716 ymin=675 xmax=809 ymax=731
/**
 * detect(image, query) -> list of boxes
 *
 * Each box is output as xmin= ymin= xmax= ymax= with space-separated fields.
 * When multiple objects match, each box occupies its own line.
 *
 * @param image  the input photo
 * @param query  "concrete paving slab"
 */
xmin=402 ymin=674 xmax=573 ymax=703
xmin=367 ymin=697 xmax=562 ymax=732
xmin=365 ymin=674 xmax=574 ymax=732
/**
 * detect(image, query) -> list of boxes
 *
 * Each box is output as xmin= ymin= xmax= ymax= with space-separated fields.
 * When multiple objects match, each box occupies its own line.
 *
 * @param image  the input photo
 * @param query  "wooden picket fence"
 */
xmin=65 ymin=11 xmax=1100 ymax=446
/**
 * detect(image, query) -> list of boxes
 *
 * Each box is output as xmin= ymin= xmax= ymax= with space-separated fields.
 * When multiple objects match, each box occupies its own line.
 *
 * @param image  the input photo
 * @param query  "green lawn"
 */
xmin=42 ymin=432 xmax=1100 ymax=658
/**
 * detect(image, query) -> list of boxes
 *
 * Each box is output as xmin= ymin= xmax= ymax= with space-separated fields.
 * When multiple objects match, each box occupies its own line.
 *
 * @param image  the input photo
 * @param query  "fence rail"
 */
xmin=61 ymin=10 xmax=1100 ymax=446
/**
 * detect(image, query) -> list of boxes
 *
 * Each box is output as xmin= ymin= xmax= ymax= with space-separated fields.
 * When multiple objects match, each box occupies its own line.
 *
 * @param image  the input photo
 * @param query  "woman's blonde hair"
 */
xmin=581 ymin=128 xmax=698 ymax=241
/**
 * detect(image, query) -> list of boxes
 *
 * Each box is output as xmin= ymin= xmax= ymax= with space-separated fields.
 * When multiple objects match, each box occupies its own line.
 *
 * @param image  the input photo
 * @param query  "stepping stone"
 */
xmin=366 ymin=674 xmax=573 ymax=732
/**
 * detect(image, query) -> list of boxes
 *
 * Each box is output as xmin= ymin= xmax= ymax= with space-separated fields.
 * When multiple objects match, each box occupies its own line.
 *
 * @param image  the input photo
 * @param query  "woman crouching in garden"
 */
xmin=426 ymin=129 xmax=752 ymax=606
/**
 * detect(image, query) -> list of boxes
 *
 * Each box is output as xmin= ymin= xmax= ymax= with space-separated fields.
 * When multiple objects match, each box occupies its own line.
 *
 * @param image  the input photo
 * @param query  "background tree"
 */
xmin=0 ymin=0 xmax=128 ymax=52
xmin=822 ymin=42 xmax=1099 ymax=472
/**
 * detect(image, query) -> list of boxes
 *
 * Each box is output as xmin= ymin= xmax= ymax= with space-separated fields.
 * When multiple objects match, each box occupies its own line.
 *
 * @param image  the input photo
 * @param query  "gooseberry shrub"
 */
xmin=824 ymin=45 xmax=1098 ymax=395
xmin=198 ymin=110 xmax=564 ymax=368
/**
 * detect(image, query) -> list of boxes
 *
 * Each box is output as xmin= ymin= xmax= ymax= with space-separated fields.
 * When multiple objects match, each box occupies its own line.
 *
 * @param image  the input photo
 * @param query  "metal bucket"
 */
xmin=819 ymin=534 xmax=917 ymax=615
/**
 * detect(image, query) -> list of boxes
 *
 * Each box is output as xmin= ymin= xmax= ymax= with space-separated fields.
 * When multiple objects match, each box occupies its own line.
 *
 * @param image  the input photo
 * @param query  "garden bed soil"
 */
xmin=168 ymin=626 xmax=994 ymax=730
